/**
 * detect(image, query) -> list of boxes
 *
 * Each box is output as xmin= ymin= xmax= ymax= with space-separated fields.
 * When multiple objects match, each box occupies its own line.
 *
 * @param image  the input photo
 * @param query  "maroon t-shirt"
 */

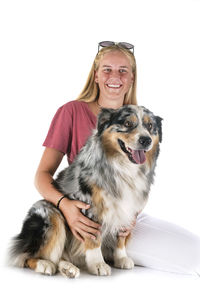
xmin=43 ymin=100 xmax=97 ymax=164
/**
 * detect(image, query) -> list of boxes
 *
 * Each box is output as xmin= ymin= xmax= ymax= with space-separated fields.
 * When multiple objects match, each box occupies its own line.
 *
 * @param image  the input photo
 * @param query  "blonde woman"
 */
xmin=35 ymin=42 xmax=200 ymax=276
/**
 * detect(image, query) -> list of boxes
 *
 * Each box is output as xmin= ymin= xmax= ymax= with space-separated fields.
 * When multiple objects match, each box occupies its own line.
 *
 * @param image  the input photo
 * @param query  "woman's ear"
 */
xmin=94 ymin=70 xmax=98 ymax=83
xmin=131 ymin=72 xmax=134 ymax=83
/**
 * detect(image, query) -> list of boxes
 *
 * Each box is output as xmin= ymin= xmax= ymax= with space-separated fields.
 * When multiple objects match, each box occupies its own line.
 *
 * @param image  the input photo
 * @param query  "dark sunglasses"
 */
xmin=98 ymin=41 xmax=134 ymax=54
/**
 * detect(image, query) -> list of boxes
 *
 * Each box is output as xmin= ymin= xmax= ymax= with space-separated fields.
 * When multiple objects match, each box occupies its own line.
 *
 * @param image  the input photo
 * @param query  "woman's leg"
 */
xmin=126 ymin=213 xmax=200 ymax=276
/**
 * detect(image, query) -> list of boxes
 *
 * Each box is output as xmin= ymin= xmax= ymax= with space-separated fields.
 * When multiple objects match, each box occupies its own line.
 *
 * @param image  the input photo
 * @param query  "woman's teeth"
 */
xmin=107 ymin=84 xmax=121 ymax=88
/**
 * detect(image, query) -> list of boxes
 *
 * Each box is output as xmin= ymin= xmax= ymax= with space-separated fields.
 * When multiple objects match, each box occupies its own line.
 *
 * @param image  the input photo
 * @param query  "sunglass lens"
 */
xmin=119 ymin=42 xmax=134 ymax=49
xmin=99 ymin=41 xmax=115 ymax=48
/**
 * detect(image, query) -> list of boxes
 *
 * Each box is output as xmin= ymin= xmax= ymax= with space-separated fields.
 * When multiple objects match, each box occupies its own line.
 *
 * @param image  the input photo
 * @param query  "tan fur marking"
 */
xmin=102 ymin=128 xmax=121 ymax=157
xmin=122 ymin=128 xmax=139 ymax=142
xmin=125 ymin=233 xmax=131 ymax=246
xmin=146 ymin=134 xmax=159 ymax=168
xmin=129 ymin=115 xmax=137 ymax=123
xmin=117 ymin=234 xmax=131 ymax=249
xmin=84 ymin=237 xmax=101 ymax=251
xmin=85 ymin=184 xmax=104 ymax=252
xmin=117 ymin=236 xmax=126 ymax=249
xmin=102 ymin=126 xmax=139 ymax=159
xmin=143 ymin=115 xmax=151 ymax=124
xmin=39 ymin=213 xmax=64 ymax=258
xmin=26 ymin=258 xmax=38 ymax=270
xmin=91 ymin=184 xmax=107 ymax=222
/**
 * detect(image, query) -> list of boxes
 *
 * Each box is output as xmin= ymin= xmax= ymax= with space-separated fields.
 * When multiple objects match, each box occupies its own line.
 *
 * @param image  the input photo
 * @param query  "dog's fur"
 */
xmin=9 ymin=105 xmax=162 ymax=277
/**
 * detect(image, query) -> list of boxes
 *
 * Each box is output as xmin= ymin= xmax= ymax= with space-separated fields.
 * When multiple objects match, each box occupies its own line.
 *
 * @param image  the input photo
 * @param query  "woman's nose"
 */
xmin=108 ymin=70 xmax=121 ymax=79
xmin=112 ymin=70 xmax=120 ymax=77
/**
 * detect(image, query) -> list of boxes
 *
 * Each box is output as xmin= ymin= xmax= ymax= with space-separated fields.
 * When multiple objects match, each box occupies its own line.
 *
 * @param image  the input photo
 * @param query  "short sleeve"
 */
xmin=43 ymin=104 xmax=72 ymax=155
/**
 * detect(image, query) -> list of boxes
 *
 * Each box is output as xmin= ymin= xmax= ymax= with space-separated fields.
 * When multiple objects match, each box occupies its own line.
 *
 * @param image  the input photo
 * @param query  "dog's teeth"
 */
xmin=127 ymin=147 xmax=132 ymax=152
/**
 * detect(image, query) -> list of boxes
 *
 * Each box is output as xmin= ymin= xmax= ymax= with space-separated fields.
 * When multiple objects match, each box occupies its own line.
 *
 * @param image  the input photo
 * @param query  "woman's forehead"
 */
xmin=99 ymin=50 xmax=132 ymax=67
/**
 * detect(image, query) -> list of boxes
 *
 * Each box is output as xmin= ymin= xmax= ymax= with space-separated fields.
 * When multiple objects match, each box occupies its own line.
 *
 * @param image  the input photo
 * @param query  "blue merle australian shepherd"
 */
xmin=9 ymin=105 xmax=162 ymax=278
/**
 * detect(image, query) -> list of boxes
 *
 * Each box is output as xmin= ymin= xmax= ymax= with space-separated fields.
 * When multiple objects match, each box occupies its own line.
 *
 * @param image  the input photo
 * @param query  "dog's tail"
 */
xmin=8 ymin=200 xmax=51 ymax=267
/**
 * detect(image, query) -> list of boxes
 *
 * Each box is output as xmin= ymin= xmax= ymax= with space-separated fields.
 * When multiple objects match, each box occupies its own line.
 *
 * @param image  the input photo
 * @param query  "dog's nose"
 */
xmin=139 ymin=136 xmax=152 ymax=148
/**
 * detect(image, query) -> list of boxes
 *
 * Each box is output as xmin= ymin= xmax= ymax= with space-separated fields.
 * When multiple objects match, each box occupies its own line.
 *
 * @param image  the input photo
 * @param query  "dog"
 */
xmin=9 ymin=105 xmax=162 ymax=278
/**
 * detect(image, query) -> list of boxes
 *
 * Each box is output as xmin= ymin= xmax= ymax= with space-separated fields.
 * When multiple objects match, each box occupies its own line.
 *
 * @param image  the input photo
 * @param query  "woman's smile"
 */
xmin=106 ymin=84 xmax=122 ymax=88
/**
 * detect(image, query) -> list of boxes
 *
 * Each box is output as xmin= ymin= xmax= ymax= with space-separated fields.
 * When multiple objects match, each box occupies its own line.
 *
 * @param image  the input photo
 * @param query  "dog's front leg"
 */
xmin=113 ymin=235 xmax=134 ymax=269
xmin=84 ymin=236 xmax=111 ymax=276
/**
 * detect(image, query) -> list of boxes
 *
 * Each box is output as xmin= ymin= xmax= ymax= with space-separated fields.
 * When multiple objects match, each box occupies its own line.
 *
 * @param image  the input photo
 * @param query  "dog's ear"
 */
xmin=97 ymin=108 xmax=115 ymax=135
xmin=155 ymin=116 xmax=163 ymax=143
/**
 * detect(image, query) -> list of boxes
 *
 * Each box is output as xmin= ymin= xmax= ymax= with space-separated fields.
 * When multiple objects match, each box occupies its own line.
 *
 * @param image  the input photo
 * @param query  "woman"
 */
xmin=35 ymin=42 xmax=200 ymax=276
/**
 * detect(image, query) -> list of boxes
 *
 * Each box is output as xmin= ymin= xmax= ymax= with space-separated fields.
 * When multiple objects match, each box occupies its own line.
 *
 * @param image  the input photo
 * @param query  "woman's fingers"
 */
xmin=77 ymin=221 xmax=101 ymax=237
xmin=72 ymin=226 xmax=97 ymax=241
xmin=74 ymin=200 xmax=102 ymax=230
xmin=118 ymin=230 xmax=130 ymax=237
xmin=70 ymin=216 xmax=101 ymax=240
xmin=118 ymin=218 xmax=137 ymax=237
xmin=79 ymin=214 xmax=101 ymax=230
xmin=75 ymin=200 xmax=90 ymax=210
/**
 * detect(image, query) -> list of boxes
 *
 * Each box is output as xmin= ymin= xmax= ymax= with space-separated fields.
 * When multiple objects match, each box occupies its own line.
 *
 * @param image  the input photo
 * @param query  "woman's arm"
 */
xmin=34 ymin=147 xmax=101 ymax=242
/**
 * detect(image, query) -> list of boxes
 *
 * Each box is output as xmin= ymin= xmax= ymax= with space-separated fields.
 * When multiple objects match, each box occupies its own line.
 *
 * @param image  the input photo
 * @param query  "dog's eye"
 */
xmin=147 ymin=123 xmax=152 ymax=130
xmin=124 ymin=120 xmax=133 ymax=128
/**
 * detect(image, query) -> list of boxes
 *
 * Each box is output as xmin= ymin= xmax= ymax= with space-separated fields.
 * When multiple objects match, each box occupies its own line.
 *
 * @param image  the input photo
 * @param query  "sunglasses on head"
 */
xmin=98 ymin=41 xmax=134 ymax=54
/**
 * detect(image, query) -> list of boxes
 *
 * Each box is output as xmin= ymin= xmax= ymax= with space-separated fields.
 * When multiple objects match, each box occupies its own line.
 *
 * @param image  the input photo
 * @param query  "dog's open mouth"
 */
xmin=118 ymin=139 xmax=146 ymax=164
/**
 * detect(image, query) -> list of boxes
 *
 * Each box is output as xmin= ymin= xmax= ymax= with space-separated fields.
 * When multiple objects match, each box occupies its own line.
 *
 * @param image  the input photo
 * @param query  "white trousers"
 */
xmin=126 ymin=213 xmax=200 ymax=276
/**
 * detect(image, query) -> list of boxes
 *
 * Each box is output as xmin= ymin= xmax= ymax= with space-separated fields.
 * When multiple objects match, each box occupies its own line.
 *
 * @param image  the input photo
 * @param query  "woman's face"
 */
xmin=95 ymin=50 xmax=134 ymax=102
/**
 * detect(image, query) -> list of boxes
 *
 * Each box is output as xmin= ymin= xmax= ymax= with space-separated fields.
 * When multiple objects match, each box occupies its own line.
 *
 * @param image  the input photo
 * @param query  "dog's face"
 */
xmin=98 ymin=105 xmax=162 ymax=165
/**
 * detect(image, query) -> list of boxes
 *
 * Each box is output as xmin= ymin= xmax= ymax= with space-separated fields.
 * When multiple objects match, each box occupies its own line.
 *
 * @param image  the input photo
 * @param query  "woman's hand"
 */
xmin=59 ymin=197 xmax=101 ymax=242
xmin=118 ymin=218 xmax=137 ymax=237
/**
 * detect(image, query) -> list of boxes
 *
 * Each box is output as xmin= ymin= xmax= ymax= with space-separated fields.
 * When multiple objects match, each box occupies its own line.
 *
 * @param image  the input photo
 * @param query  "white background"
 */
xmin=0 ymin=0 xmax=200 ymax=286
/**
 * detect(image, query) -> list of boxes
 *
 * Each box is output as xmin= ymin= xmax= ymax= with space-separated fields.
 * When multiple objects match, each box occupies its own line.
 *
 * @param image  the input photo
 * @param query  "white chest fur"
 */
xmin=101 ymin=162 xmax=148 ymax=236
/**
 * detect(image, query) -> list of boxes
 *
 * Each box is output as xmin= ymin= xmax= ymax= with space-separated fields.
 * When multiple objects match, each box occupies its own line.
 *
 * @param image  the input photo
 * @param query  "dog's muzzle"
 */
xmin=118 ymin=136 xmax=152 ymax=165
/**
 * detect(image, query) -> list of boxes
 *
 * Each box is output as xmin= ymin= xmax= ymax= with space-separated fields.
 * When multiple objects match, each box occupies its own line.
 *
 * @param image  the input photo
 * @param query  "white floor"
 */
xmin=1 ymin=263 xmax=199 ymax=288
xmin=2 ymin=230 xmax=200 ymax=288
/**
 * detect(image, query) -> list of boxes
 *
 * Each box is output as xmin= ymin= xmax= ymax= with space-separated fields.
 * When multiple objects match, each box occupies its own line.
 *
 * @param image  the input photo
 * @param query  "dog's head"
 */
xmin=97 ymin=105 xmax=163 ymax=165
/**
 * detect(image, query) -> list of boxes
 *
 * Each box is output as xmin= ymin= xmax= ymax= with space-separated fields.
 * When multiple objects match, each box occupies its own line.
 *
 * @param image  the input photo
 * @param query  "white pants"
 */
xmin=126 ymin=214 xmax=200 ymax=276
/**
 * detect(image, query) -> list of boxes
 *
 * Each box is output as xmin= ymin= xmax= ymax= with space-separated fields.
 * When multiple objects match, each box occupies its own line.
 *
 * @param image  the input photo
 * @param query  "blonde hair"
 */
xmin=76 ymin=45 xmax=137 ymax=105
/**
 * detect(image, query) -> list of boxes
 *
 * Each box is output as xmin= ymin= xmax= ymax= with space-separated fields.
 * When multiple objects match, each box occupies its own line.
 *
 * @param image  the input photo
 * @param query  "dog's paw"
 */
xmin=35 ymin=259 xmax=57 ymax=275
xmin=58 ymin=260 xmax=80 ymax=278
xmin=88 ymin=262 xmax=111 ymax=276
xmin=114 ymin=257 xmax=134 ymax=269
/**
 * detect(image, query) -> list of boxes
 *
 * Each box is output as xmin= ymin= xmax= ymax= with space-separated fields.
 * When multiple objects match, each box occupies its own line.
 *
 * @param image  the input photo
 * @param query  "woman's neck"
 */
xmin=87 ymin=96 xmax=124 ymax=117
xmin=97 ymin=96 xmax=124 ymax=109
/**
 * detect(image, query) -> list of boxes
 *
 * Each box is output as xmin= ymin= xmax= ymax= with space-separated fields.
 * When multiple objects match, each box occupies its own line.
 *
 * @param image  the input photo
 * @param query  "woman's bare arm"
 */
xmin=34 ymin=147 xmax=64 ymax=205
xmin=34 ymin=147 xmax=101 ymax=242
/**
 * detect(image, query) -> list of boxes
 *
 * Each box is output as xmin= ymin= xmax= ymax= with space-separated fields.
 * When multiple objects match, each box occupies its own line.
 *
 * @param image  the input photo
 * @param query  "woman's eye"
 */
xmin=104 ymin=68 xmax=111 ymax=73
xmin=119 ymin=69 xmax=127 ymax=73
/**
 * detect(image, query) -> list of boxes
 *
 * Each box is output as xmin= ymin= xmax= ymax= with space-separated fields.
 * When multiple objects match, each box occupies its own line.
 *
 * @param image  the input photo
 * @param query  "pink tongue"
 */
xmin=131 ymin=150 xmax=146 ymax=164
